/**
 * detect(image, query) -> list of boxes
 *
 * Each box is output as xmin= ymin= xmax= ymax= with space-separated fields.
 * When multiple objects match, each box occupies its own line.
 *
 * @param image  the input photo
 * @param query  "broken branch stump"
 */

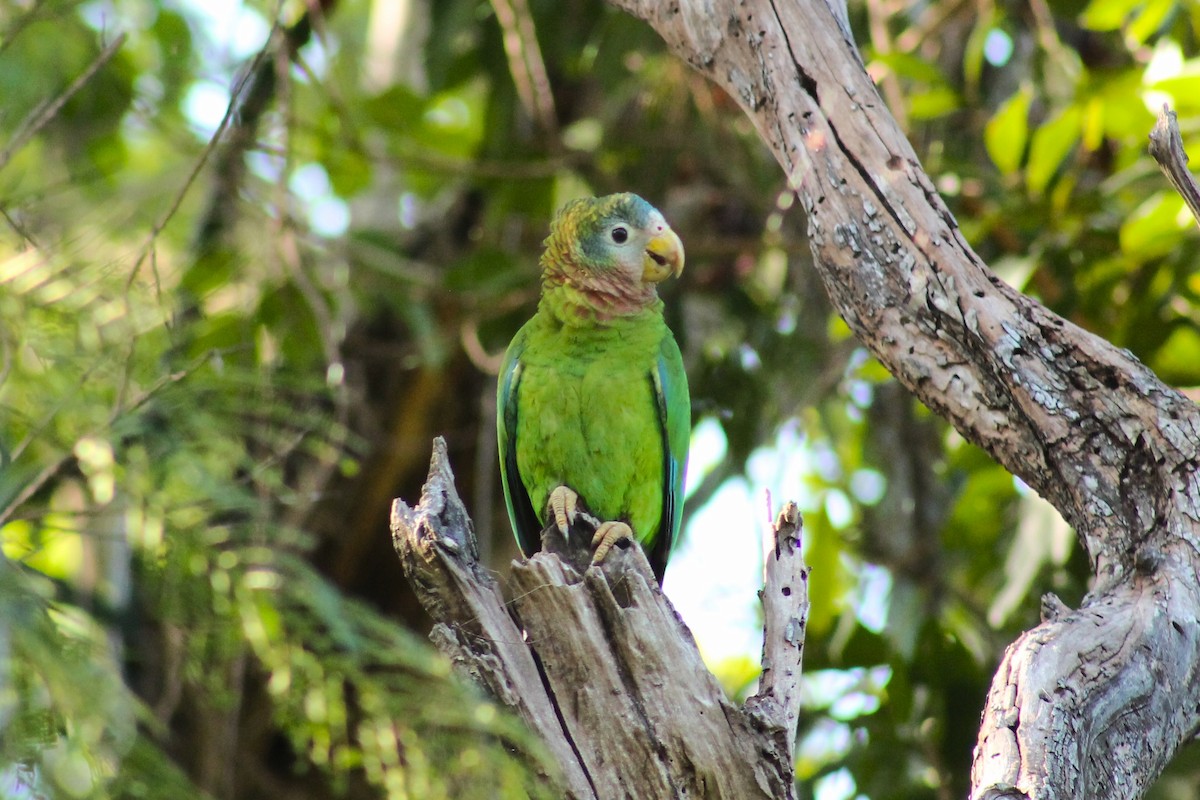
xmin=391 ymin=437 xmax=808 ymax=799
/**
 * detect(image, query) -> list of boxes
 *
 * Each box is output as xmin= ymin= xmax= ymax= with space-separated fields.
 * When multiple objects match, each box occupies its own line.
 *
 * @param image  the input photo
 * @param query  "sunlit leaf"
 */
xmin=985 ymin=87 xmax=1032 ymax=175
xmin=1079 ymin=0 xmax=1141 ymax=30
xmin=1119 ymin=192 xmax=1189 ymax=258
xmin=909 ymin=87 xmax=962 ymax=120
xmin=1128 ymin=0 xmax=1176 ymax=44
xmin=869 ymin=52 xmax=948 ymax=84
xmin=961 ymin=14 xmax=994 ymax=90
xmin=1026 ymin=105 xmax=1082 ymax=196
xmin=1149 ymin=70 xmax=1200 ymax=114
xmin=1150 ymin=324 xmax=1200 ymax=385
xmin=803 ymin=510 xmax=851 ymax=637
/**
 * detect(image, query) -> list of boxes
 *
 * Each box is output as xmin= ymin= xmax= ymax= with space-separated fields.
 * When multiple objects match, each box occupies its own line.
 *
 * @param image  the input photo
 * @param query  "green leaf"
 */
xmin=187 ymin=312 xmax=253 ymax=362
xmin=707 ymin=654 xmax=762 ymax=701
xmin=1081 ymin=96 xmax=1105 ymax=152
xmin=1026 ymin=105 xmax=1082 ymax=196
xmin=802 ymin=509 xmax=851 ymax=637
xmin=1079 ymin=0 xmax=1141 ymax=30
xmin=258 ymin=283 xmax=324 ymax=368
xmin=363 ymin=85 xmax=427 ymax=134
xmin=1149 ymin=70 xmax=1200 ymax=114
xmin=882 ymin=578 xmax=923 ymax=661
xmin=1119 ymin=192 xmax=1189 ymax=259
xmin=868 ymin=52 xmax=948 ymax=84
xmin=413 ymin=81 xmax=488 ymax=159
xmin=1128 ymin=0 xmax=1175 ymax=44
xmin=985 ymin=87 xmax=1033 ymax=175
xmin=324 ymin=148 xmax=372 ymax=197
xmin=1150 ymin=324 xmax=1200 ymax=385
xmin=445 ymin=246 xmax=524 ymax=293
xmin=1095 ymin=70 xmax=1153 ymax=139
xmin=908 ymin=87 xmax=962 ymax=120
xmin=962 ymin=17 xmax=995 ymax=90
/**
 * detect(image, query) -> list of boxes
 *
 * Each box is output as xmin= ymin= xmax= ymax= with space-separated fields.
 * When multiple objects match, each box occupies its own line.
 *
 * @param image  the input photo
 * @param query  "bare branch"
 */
xmin=973 ymin=544 xmax=1200 ymax=799
xmin=614 ymin=0 xmax=1200 ymax=566
xmin=389 ymin=440 xmax=589 ymax=797
xmin=0 ymin=33 xmax=127 ymax=174
xmin=490 ymin=0 xmax=559 ymax=138
xmin=1148 ymin=105 xmax=1200 ymax=230
xmin=746 ymin=502 xmax=808 ymax=755
xmin=393 ymin=439 xmax=806 ymax=799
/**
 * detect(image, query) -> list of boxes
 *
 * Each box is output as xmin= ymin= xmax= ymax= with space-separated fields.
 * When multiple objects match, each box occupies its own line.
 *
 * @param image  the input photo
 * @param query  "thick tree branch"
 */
xmin=392 ymin=438 xmax=807 ymax=799
xmin=611 ymin=0 xmax=1200 ymax=573
xmin=974 ymin=549 xmax=1200 ymax=798
xmin=607 ymin=1 xmax=1200 ymax=797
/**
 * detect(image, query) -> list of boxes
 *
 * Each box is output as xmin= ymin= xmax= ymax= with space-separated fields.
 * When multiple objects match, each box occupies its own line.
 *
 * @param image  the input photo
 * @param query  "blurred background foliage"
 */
xmin=1 ymin=0 xmax=1198 ymax=798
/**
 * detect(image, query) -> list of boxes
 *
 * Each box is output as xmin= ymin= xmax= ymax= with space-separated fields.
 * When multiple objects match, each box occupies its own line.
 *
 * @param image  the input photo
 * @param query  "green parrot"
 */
xmin=497 ymin=193 xmax=690 ymax=584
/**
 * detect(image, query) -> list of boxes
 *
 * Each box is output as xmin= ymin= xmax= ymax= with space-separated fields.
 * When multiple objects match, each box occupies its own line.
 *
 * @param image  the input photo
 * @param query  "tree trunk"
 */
xmin=605 ymin=1 xmax=1200 ymax=798
xmin=392 ymin=438 xmax=810 ymax=799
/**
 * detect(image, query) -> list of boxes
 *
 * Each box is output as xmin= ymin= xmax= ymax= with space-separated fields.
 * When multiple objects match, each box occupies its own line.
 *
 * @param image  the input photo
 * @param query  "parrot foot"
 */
xmin=590 ymin=521 xmax=634 ymax=566
xmin=547 ymin=486 xmax=580 ymax=535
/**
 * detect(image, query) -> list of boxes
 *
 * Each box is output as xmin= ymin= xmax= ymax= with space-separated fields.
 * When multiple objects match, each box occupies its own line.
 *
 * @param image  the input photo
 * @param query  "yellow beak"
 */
xmin=642 ymin=227 xmax=685 ymax=284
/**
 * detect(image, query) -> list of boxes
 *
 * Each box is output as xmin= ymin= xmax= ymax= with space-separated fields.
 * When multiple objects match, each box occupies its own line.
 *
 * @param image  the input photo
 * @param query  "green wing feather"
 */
xmin=645 ymin=330 xmax=690 ymax=580
xmin=497 ymin=324 xmax=542 ymax=557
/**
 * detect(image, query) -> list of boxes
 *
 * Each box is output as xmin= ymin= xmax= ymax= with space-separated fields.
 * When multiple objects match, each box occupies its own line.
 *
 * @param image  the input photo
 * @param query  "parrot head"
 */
xmin=539 ymin=193 xmax=684 ymax=322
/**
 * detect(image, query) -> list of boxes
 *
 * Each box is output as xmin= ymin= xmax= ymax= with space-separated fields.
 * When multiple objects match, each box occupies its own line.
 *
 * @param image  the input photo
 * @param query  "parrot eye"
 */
xmin=610 ymin=226 xmax=629 ymax=244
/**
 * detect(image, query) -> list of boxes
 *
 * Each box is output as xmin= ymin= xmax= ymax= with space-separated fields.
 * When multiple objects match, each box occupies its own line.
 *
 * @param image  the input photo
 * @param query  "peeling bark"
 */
xmin=392 ymin=438 xmax=809 ymax=799
xmin=606 ymin=1 xmax=1200 ymax=797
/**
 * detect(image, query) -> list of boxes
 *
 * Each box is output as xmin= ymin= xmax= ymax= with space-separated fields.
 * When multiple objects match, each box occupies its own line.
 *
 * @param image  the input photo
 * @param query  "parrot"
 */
xmin=497 ymin=193 xmax=690 ymax=585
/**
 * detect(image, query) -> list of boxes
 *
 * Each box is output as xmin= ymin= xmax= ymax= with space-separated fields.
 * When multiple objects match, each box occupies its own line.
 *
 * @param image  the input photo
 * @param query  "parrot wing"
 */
xmin=645 ymin=331 xmax=690 ymax=581
xmin=497 ymin=326 xmax=543 ymax=557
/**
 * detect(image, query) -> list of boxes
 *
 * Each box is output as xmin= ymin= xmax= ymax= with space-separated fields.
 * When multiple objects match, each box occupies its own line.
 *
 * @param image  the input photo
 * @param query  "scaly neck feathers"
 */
xmin=538 ymin=220 xmax=658 ymax=326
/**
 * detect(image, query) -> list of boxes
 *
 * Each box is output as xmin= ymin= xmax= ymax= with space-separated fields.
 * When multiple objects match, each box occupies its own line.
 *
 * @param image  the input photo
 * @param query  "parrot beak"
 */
xmin=642 ymin=227 xmax=685 ymax=284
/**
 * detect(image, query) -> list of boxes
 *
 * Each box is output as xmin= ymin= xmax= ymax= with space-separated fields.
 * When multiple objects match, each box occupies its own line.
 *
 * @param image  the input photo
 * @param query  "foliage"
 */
xmin=0 ymin=0 xmax=1198 ymax=798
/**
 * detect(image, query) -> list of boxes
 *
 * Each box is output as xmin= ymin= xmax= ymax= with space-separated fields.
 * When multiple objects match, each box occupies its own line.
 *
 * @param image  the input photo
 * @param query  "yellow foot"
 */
xmin=591 ymin=521 xmax=634 ymax=566
xmin=547 ymin=486 xmax=579 ymax=535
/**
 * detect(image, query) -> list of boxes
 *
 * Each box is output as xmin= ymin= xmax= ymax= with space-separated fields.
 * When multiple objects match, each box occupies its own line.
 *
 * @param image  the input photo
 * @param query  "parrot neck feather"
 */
xmin=539 ymin=253 xmax=658 ymax=324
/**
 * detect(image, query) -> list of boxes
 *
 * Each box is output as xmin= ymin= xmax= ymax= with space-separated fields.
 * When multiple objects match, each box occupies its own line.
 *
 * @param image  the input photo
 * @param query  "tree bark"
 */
xmin=606 ymin=1 xmax=1200 ymax=798
xmin=392 ymin=438 xmax=809 ymax=799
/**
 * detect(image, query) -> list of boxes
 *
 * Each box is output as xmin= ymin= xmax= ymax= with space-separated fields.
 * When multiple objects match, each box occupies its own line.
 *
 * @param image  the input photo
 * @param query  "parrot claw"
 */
xmin=591 ymin=521 xmax=634 ymax=566
xmin=548 ymin=486 xmax=579 ymax=536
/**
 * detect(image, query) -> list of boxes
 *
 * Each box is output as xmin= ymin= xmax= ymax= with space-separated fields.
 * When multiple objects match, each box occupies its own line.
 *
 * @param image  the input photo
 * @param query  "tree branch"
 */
xmin=745 ymin=501 xmax=808 ymax=756
xmin=1149 ymin=105 xmax=1200 ymax=230
xmin=389 ymin=439 xmax=590 ymax=797
xmin=974 ymin=554 xmax=1200 ymax=799
xmin=191 ymin=0 xmax=340 ymax=272
xmin=392 ymin=438 xmax=807 ymax=799
xmin=0 ymin=32 xmax=126 ymax=175
xmin=606 ymin=1 xmax=1200 ymax=797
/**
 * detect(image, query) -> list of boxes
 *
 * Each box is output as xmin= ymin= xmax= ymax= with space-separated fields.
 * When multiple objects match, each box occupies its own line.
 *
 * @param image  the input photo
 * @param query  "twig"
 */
xmin=0 ymin=33 xmax=126 ymax=174
xmin=123 ymin=44 xmax=273 ymax=296
xmin=0 ymin=354 xmax=211 ymax=528
xmin=0 ymin=205 xmax=41 ymax=250
xmin=746 ymin=502 xmax=809 ymax=755
xmin=490 ymin=0 xmax=559 ymax=138
xmin=1148 ymin=105 xmax=1200 ymax=230
xmin=189 ymin=0 xmax=340 ymax=275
